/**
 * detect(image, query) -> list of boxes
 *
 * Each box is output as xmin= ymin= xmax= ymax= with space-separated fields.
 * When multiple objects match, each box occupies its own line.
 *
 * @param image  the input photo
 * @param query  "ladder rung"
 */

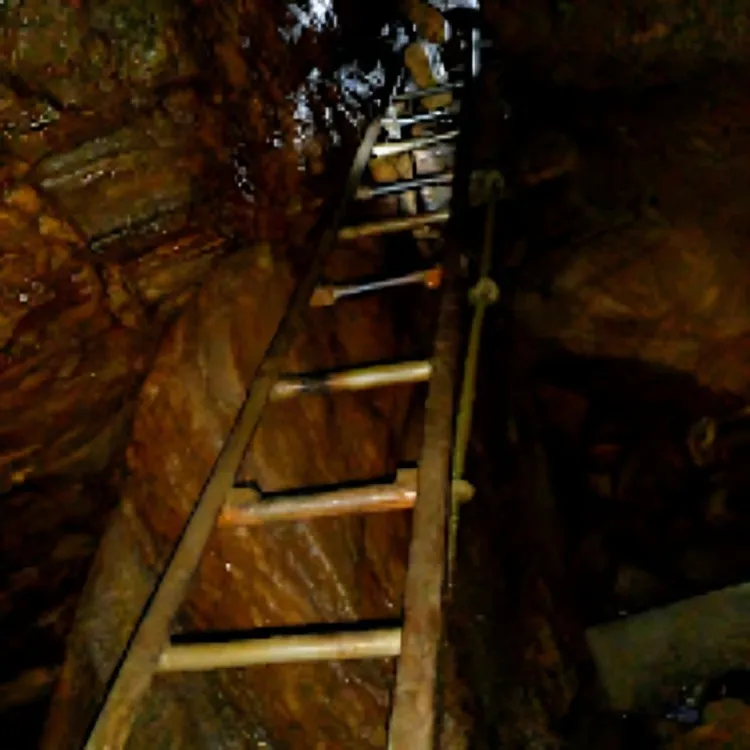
xmin=371 ymin=131 xmax=459 ymax=159
xmin=310 ymin=266 xmax=442 ymax=307
xmin=157 ymin=627 xmax=402 ymax=673
xmin=270 ymin=360 xmax=431 ymax=402
xmin=221 ymin=468 xmax=416 ymax=527
xmin=338 ymin=210 xmax=450 ymax=240
xmin=356 ymin=173 xmax=453 ymax=201
xmin=381 ymin=108 xmax=457 ymax=128
xmin=392 ymin=81 xmax=463 ymax=102
xmin=220 ymin=471 xmax=475 ymax=528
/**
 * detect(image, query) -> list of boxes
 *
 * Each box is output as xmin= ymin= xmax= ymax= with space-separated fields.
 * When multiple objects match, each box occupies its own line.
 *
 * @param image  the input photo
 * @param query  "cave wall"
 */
xmin=1 ymin=0 xmax=375 ymax=738
xmin=483 ymin=0 xmax=750 ymax=88
xmin=41 ymin=237 xmax=471 ymax=748
xmin=512 ymin=70 xmax=750 ymax=403
xmin=0 ymin=0 xmax=353 ymax=492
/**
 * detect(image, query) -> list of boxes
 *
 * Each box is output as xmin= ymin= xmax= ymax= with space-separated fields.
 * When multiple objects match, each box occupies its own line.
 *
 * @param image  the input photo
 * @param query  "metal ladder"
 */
xmin=82 ymin=30 xmax=487 ymax=750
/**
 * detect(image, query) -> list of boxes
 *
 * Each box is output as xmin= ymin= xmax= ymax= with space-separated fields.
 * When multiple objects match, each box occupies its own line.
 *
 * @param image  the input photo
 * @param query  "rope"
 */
xmin=447 ymin=169 xmax=503 ymax=592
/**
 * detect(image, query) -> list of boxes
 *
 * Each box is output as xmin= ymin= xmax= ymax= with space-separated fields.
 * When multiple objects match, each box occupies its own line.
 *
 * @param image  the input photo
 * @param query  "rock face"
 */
xmin=0 ymin=0 xmax=354 ymax=492
xmin=40 ymin=238 xmax=466 ymax=748
xmin=483 ymin=0 xmax=750 ymax=88
xmin=0 ymin=0 xmax=390 ymax=743
xmin=513 ymin=73 xmax=750 ymax=403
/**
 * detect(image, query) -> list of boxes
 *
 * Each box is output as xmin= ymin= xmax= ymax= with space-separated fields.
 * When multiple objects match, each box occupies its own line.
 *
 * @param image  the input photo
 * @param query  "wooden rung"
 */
xmin=270 ymin=360 xmax=431 ymax=402
xmin=338 ymin=210 xmax=450 ymax=240
xmin=220 ymin=468 xmax=417 ymax=527
xmin=220 ymin=472 xmax=475 ymax=528
xmin=310 ymin=266 xmax=442 ymax=307
xmin=157 ymin=627 xmax=402 ymax=673
xmin=371 ymin=131 xmax=459 ymax=159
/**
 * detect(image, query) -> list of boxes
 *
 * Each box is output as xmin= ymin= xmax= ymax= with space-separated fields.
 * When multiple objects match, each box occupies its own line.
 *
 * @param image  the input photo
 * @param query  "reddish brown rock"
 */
xmin=483 ymin=0 xmax=750 ymax=88
xmin=41 ymin=238 xmax=469 ymax=748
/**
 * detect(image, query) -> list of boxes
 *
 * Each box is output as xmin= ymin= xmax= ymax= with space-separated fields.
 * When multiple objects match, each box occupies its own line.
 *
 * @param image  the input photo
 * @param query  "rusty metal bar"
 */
xmin=338 ymin=210 xmax=450 ymax=240
xmin=81 ymin=86 xmax=396 ymax=750
xmin=157 ymin=627 xmax=402 ymax=673
xmin=219 ymin=470 xmax=475 ymax=528
xmin=270 ymin=360 xmax=431 ymax=402
xmin=381 ymin=108 xmax=457 ymax=128
xmin=387 ymin=243 xmax=463 ymax=750
xmin=371 ymin=130 xmax=459 ymax=158
xmin=355 ymin=173 xmax=453 ymax=200
xmin=310 ymin=267 xmax=442 ymax=307
xmin=392 ymin=81 xmax=463 ymax=101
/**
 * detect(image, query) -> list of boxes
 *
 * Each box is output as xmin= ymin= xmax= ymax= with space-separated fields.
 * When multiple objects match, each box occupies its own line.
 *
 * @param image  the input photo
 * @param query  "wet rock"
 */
xmin=32 ymin=110 xmax=204 ymax=256
xmin=2 ymin=0 xmax=194 ymax=109
xmin=42 ymin=241 xmax=469 ymax=748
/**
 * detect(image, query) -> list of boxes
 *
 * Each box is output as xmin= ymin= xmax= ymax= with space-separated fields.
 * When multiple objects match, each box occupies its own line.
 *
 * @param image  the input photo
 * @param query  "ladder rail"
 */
xmin=387 ymin=22 xmax=480 ymax=749
xmin=387 ymin=244 xmax=463 ymax=750
xmin=82 ymin=90 xmax=398 ymax=750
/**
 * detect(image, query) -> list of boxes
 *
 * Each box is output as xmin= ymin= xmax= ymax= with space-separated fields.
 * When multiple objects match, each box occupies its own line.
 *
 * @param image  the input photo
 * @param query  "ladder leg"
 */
xmin=387 ymin=246 xmax=463 ymax=750
xmin=82 ymin=108 xmax=393 ymax=750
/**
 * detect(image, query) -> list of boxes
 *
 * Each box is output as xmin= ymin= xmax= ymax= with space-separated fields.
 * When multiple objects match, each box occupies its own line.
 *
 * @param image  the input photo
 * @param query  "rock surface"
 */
xmin=513 ymin=73 xmax=750 ymax=402
xmin=40 ymin=238 xmax=470 ymax=748
xmin=483 ymin=0 xmax=750 ymax=88
xmin=0 ymin=0 xmax=355 ymax=493
xmin=0 ymin=0 xmax=388 ymax=744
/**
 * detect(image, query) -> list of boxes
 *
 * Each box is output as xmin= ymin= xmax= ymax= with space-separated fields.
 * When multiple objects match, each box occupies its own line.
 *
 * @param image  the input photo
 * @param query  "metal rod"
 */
xmin=338 ymin=210 xmax=450 ymax=240
xmin=310 ymin=267 xmax=442 ymax=307
xmin=381 ymin=109 xmax=457 ymax=128
xmin=220 ymin=471 xmax=475 ymax=528
xmin=387 ymin=239 xmax=463 ymax=750
xmin=392 ymin=81 xmax=463 ymax=102
xmin=158 ymin=628 xmax=402 ymax=673
xmin=371 ymin=130 xmax=459 ymax=158
xmin=222 ymin=469 xmax=417 ymax=527
xmin=355 ymin=173 xmax=453 ymax=200
xmin=270 ymin=360 xmax=431 ymax=402
xmin=81 ymin=77 xmax=399 ymax=750
xmin=448 ymin=191 xmax=497 ymax=590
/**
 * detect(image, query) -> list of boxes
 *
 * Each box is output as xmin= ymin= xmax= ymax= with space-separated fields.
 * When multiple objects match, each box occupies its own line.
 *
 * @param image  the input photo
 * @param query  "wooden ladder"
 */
xmin=82 ymin=38 xmax=480 ymax=750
